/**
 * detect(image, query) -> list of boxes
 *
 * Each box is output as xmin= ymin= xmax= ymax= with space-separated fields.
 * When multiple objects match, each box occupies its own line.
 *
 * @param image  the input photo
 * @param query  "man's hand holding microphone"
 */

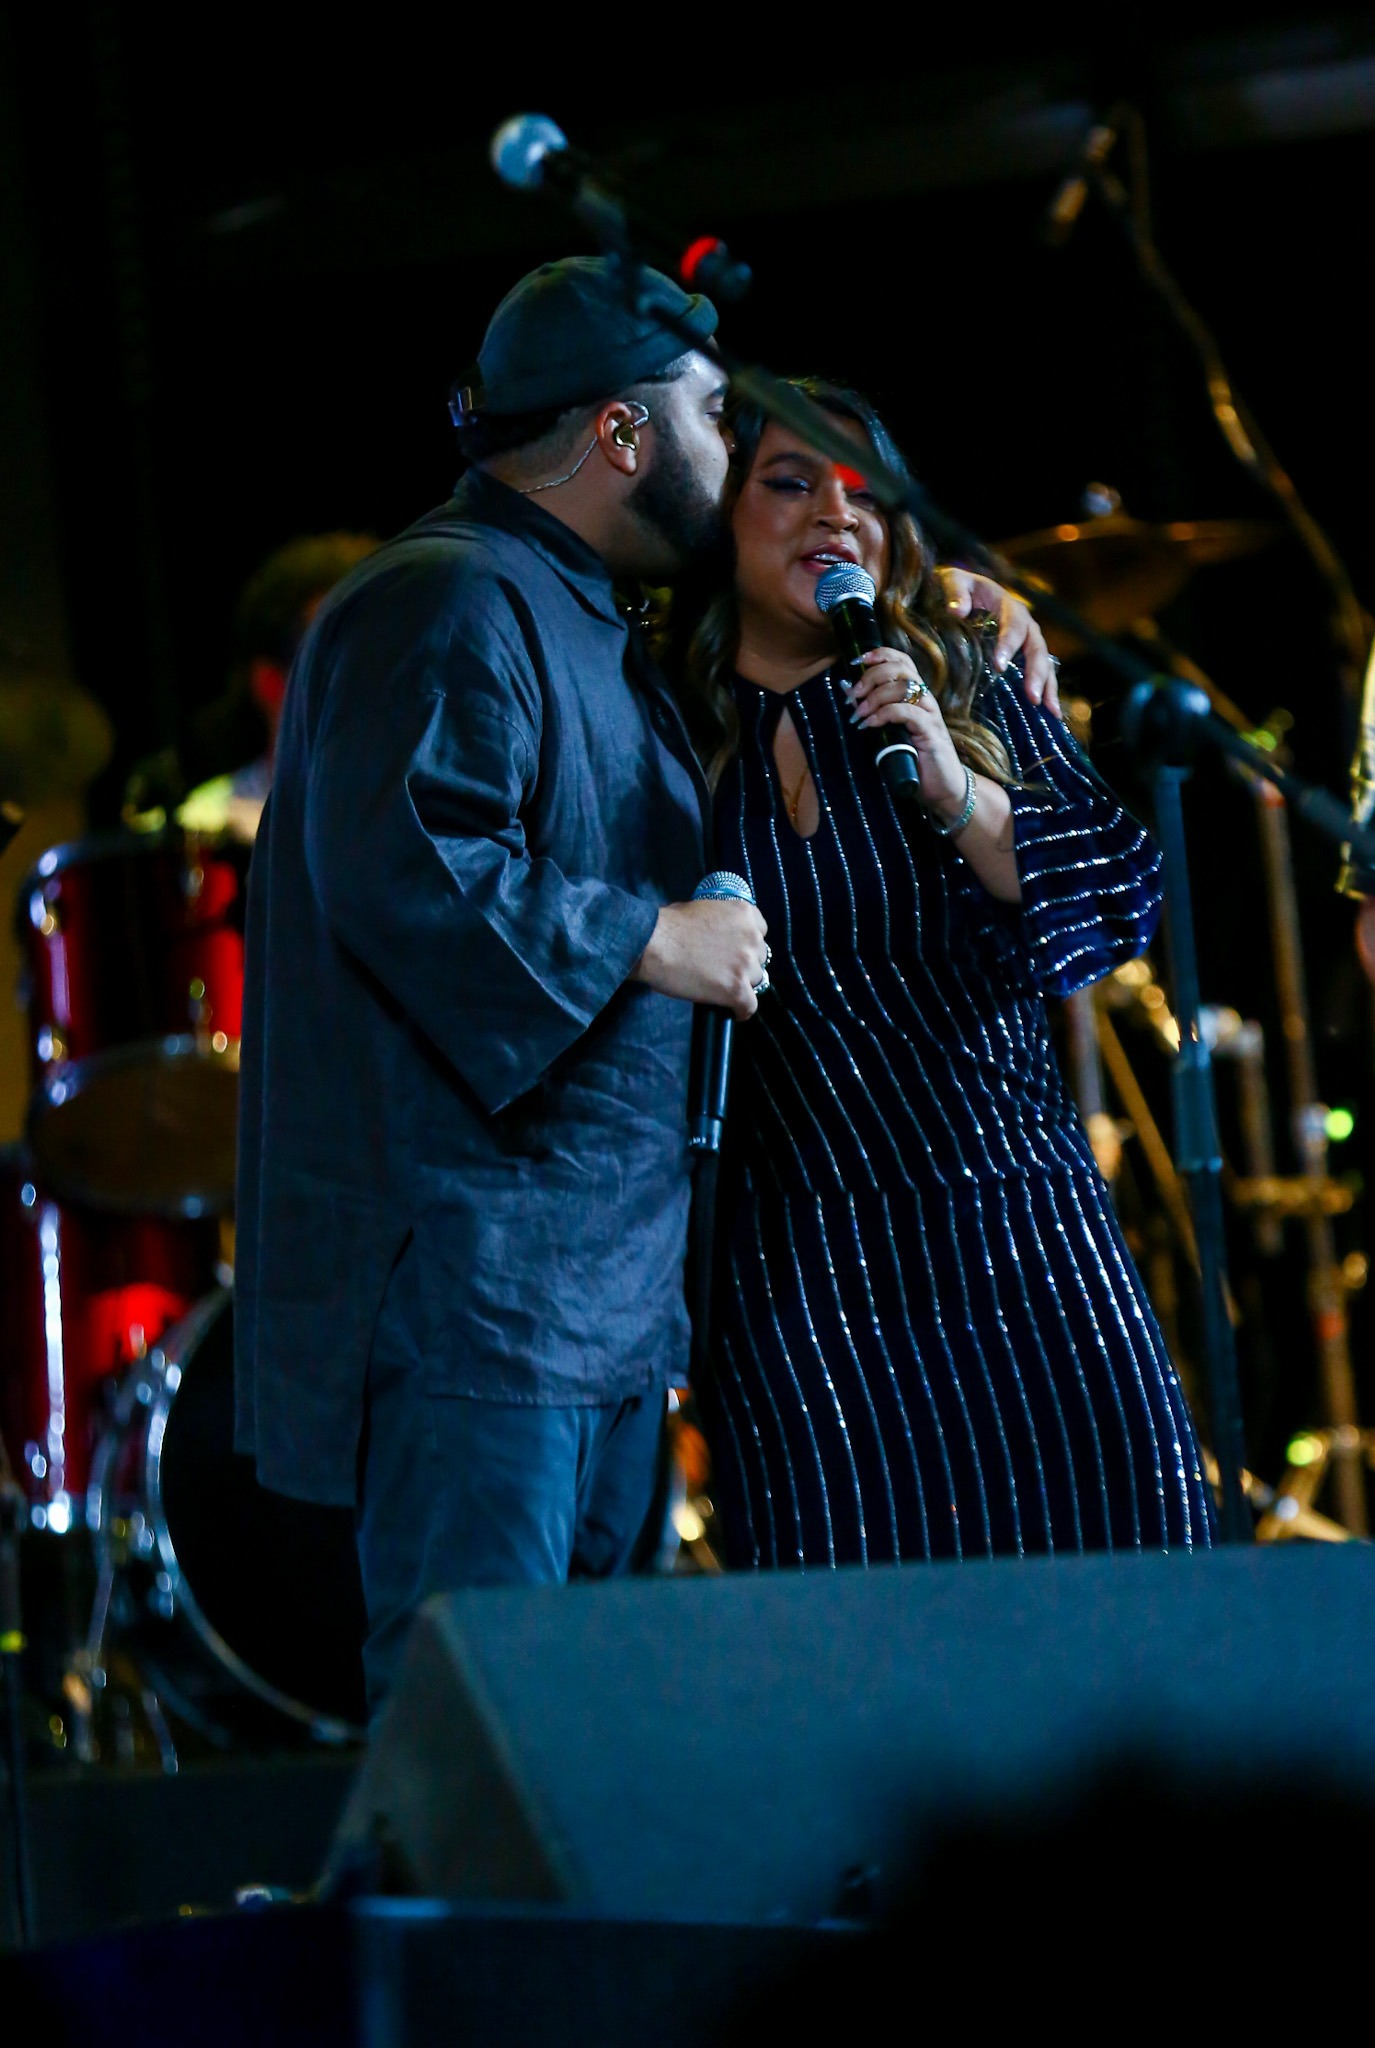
xmin=633 ymin=888 xmax=769 ymax=1021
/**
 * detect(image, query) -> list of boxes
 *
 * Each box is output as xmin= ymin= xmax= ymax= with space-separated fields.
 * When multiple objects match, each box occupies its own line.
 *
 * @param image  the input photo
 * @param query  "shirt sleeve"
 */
xmin=979 ymin=664 xmax=1163 ymax=997
xmin=302 ymin=550 xmax=660 ymax=1114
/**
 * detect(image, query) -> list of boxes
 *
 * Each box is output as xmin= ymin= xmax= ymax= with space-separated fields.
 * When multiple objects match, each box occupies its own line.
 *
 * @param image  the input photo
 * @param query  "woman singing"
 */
xmin=683 ymin=381 xmax=1214 ymax=1566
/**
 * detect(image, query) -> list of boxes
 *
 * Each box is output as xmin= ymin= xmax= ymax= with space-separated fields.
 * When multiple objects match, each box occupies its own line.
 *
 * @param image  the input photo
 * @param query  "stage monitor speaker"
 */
xmin=325 ymin=1546 xmax=1375 ymax=1923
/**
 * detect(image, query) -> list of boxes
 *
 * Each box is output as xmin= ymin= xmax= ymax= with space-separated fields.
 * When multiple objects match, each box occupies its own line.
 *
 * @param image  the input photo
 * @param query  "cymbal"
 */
xmin=0 ymin=670 xmax=114 ymax=803
xmin=995 ymin=514 xmax=1282 ymax=651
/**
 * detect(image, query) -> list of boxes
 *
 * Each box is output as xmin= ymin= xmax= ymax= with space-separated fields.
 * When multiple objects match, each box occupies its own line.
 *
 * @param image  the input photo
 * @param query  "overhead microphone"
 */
xmin=489 ymin=113 xmax=753 ymax=302
xmin=490 ymin=112 xmax=576 ymax=192
xmin=814 ymin=565 xmax=922 ymax=804
xmin=687 ymin=871 xmax=755 ymax=1155
xmin=1042 ymin=120 xmax=1119 ymax=248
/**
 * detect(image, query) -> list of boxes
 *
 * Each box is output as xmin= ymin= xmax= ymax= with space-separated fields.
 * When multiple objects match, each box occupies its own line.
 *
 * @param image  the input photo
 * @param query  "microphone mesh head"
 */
xmin=693 ymin=871 xmax=755 ymax=905
xmin=490 ymin=114 xmax=568 ymax=190
xmin=815 ymin=563 xmax=877 ymax=616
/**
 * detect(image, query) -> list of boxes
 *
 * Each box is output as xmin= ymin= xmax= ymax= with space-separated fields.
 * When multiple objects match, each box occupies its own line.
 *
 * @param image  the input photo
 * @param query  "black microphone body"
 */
xmin=688 ymin=1008 xmax=733 ymax=1153
xmin=814 ymin=567 xmax=922 ymax=803
xmin=490 ymin=115 xmax=752 ymax=302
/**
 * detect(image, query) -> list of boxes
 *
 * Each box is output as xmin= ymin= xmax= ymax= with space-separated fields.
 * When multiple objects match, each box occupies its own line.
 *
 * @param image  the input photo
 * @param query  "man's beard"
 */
xmin=626 ymin=419 xmax=727 ymax=569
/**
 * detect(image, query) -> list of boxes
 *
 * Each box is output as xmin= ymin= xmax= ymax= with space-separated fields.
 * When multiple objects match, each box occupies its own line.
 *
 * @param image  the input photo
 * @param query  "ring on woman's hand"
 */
xmin=753 ymin=969 xmax=771 ymax=995
xmin=764 ymin=945 xmax=772 ymax=965
xmin=903 ymin=675 xmax=929 ymax=704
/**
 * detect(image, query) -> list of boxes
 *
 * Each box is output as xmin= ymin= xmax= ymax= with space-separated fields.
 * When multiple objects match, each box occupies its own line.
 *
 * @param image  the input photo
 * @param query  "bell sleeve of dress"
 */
xmin=980 ymin=666 xmax=1163 ymax=997
xmin=302 ymin=554 xmax=660 ymax=1114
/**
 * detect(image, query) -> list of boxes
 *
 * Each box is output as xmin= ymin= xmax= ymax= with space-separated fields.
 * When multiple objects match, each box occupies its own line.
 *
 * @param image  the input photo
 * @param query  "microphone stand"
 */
xmin=1122 ymin=680 xmax=1375 ymax=1542
xmin=1049 ymin=107 xmax=1373 ymax=890
xmin=498 ymin=134 xmax=1375 ymax=1537
xmin=1073 ymin=111 xmax=1368 ymax=705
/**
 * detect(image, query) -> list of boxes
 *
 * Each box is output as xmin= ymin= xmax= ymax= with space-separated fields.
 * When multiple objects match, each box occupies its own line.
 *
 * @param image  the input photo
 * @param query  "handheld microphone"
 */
xmin=1042 ymin=120 xmax=1119 ymax=248
xmin=814 ymin=564 xmax=922 ymax=804
xmin=687 ymin=870 xmax=754 ymax=1154
xmin=489 ymin=114 xmax=753 ymax=303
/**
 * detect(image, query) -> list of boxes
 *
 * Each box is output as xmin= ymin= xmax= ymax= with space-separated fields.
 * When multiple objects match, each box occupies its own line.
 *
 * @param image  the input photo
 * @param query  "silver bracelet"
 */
xmin=928 ymin=764 xmax=977 ymax=838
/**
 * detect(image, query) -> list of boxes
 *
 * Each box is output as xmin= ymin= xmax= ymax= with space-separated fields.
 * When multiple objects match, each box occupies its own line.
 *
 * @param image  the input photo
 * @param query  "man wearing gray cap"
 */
xmin=235 ymin=256 xmax=767 ymax=1702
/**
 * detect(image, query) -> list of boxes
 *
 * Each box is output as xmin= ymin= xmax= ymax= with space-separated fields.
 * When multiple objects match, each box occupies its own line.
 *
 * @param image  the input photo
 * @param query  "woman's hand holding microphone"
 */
xmin=846 ymin=649 xmax=1022 ymax=904
xmin=845 ymin=649 xmax=970 ymax=826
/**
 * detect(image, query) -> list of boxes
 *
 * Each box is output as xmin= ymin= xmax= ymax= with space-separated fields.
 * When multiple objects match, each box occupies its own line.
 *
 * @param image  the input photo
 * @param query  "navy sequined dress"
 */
xmin=700 ymin=660 xmax=1215 ymax=1567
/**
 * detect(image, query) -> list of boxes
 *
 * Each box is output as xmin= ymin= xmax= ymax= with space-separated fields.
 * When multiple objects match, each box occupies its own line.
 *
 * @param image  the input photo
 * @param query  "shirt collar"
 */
xmin=443 ymin=468 xmax=623 ymax=625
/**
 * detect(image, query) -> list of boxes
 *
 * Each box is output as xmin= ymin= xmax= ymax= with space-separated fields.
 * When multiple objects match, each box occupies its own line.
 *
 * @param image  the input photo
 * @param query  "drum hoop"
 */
xmin=138 ymin=1288 xmax=362 ymax=1745
xmin=33 ymin=1035 xmax=242 ymax=1100
xmin=19 ymin=827 xmax=180 ymax=894
xmin=28 ymin=1040 xmax=240 ymax=1218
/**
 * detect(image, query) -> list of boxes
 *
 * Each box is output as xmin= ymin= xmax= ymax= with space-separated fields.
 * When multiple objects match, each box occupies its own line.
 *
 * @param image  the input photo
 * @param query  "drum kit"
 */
xmin=0 ymin=494 xmax=1365 ymax=1773
xmin=1 ymin=816 xmax=366 ymax=1765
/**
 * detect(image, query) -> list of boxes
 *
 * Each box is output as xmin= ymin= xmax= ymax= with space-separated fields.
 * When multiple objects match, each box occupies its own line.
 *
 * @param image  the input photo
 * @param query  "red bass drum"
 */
xmin=0 ymin=1148 xmax=220 ymax=1526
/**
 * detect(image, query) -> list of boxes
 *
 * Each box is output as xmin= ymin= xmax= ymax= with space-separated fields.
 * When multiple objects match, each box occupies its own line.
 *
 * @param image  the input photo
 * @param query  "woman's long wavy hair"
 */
xmin=667 ymin=378 xmax=1014 ymax=790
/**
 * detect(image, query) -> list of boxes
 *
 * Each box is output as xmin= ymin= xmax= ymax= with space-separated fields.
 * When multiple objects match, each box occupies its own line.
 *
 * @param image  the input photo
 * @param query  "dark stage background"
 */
xmin=5 ymin=5 xmax=1375 ymax=1478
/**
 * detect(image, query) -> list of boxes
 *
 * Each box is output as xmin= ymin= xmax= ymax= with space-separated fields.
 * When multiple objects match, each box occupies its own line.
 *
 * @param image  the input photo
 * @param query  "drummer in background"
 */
xmin=125 ymin=532 xmax=377 ymax=843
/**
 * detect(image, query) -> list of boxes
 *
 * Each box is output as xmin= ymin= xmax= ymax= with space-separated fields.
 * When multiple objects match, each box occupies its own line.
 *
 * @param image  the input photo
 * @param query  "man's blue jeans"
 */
xmin=355 ymin=1235 xmax=670 ymax=1709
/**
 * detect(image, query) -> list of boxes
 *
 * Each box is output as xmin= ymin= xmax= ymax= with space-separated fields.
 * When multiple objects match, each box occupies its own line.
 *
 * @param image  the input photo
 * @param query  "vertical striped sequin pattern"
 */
xmin=700 ymin=661 xmax=1214 ymax=1569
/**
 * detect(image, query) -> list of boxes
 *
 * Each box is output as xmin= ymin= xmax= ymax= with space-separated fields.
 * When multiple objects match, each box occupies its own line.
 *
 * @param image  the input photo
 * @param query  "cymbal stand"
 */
xmin=0 ymin=1440 xmax=35 ymax=1947
xmin=1249 ymin=777 xmax=1367 ymax=1532
xmin=1209 ymin=1015 xmax=1283 ymax=1258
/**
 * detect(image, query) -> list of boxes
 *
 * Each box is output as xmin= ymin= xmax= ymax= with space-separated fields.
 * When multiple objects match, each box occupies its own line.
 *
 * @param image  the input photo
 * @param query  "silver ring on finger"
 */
xmin=764 ymin=945 xmax=772 ymax=965
xmin=903 ymin=675 xmax=930 ymax=705
xmin=753 ymin=968 xmax=770 ymax=994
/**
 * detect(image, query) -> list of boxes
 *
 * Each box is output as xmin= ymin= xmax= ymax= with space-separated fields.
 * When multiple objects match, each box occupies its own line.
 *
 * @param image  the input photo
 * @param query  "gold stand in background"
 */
xmin=1254 ymin=1431 xmax=1375 ymax=1544
xmin=1249 ymin=779 xmax=1367 ymax=1532
xmin=1093 ymin=995 xmax=1198 ymax=1274
xmin=1062 ymin=985 xmax=1121 ymax=1187
xmin=1090 ymin=969 xmax=1367 ymax=1537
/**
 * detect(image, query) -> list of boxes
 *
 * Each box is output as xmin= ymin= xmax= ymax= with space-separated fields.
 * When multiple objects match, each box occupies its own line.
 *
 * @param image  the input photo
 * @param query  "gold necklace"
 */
xmin=782 ymin=763 xmax=811 ymax=824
